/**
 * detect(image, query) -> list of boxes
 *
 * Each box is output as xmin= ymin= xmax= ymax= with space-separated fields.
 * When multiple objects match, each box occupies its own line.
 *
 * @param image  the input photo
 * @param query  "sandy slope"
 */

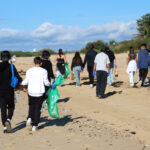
xmin=0 ymin=53 xmax=150 ymax=150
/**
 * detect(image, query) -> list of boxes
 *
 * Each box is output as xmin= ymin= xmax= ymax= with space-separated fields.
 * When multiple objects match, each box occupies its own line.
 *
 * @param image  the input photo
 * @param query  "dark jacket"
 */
xmin=71 ymin=59 xmax=83 ymax=71
xmin=0 ymin=62 xmax=22 ymax=93
xmin=41 ymin=59 xmax=55 ymax=81
xmin=106 ymin=50 xmax=115 ymax=68
xmin=138 ymin=49 xmax=149 ymax=69
xmin=83 ymin=50 xmax=97 ymax=68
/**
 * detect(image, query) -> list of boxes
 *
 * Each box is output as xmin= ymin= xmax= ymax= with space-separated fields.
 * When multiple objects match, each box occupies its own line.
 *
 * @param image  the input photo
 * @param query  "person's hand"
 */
xmin=52 ymin=78 xmax=55 ymax=84
xmin=115 ymin=64 xmax=117 ymax=69
xmin=93 ymin=71 xmax=96 ymax=77
xmin=108 ymin=72 xmax=110 ymax=76
xmin=81 ymin=67 xmax=84 ymax=72
xmin=50 ymin=84 xmax=56 ymax=89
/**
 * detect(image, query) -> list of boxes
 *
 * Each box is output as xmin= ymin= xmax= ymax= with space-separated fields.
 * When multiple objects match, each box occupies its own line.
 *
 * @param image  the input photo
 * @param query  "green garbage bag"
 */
xmin=64 ymin=62 xmax=71 ymax=79
xmin=46 ymin=75 xmax=65 ymax=119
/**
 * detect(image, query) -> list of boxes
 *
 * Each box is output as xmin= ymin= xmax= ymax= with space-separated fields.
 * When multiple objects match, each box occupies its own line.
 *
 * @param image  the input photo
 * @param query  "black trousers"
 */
xmin=139 ymin=68 xmax=148 ymax=86
xmin=28 ymin=95 xmax=44 ymax=126
xmin=0 ymin=91 xmax=15 ymax=126
xmin=87 ymin=66 xmax=94 ymax=84
xmin=96 ymin=71 xmax=108 ymax=96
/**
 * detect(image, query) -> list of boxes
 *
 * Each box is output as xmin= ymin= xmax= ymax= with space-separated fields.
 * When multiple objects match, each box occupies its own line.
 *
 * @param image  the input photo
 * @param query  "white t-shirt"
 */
xmin=21 ymin=67 xmax=50 ymax=97
xmin=94 ymin=52 xmax=110 ymax=72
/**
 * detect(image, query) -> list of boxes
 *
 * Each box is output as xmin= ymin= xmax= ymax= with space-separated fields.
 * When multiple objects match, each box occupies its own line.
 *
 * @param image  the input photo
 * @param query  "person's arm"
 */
xmin=64 ymin=55 xmax=66 ymax=63
xmin=54 ymin=55 xmax=58 ymax=64
xmin=83 ymin=53 xmax=87 ymax=68
xmin=14 ymin=65 xmax=23 ymax=84
xmin=106 ymin=56 xmax=110 ymax=72
xmin=21 ymin=71 xmax=29 ymax=85
xmin=43 ymin=70 xmax=51 ymax=87
xmin=48 ymin=61 xmax=55 ymax=79
xmin=127 ymin=56 xmax=130 ymax=64
xmin=93 ymin=63 xmax=97 ymax=71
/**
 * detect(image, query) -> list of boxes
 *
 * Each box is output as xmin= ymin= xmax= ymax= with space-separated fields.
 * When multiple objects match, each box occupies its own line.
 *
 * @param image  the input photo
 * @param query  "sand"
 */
xmin=0 ymin=53 xmax=150 ymax=150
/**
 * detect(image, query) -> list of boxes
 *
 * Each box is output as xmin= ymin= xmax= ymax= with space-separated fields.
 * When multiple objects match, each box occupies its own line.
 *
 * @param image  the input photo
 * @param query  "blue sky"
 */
xmin=0 ymin=0 xmax=150 ymax=51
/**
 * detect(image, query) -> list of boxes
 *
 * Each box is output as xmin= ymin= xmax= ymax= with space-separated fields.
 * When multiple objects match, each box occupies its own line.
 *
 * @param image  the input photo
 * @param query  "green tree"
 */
xmin=137 ymin=13 xmax=150 ymax=38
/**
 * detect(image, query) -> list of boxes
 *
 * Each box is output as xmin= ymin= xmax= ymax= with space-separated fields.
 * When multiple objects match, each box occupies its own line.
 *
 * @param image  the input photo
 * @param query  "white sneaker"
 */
xmin=32 ymin=126 xmax=38 ymax=132
xmin=26 ymin=118 xmax=32 ymax=127
xmin=89 ymin=84 xmax=93 ymax=88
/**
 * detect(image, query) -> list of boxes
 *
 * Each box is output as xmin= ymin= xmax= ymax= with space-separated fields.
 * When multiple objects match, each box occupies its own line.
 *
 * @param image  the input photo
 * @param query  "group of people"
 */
xmin=0 ymin=43 xmax=149 ymax=133
xmin=126 ymin=44 xmax=150 ymax=87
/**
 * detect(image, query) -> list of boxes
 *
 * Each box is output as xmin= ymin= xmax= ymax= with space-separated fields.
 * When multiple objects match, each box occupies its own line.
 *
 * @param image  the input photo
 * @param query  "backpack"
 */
xmin=10 ymin=64 xmax=18 ymax=88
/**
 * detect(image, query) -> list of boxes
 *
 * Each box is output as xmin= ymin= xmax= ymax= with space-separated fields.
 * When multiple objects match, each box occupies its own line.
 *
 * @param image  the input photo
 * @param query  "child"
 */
xmin=0 ymin=51 xmax=22 ymax=133
xmin=71 ymin=52 xmax=83 ymax=86
xmin=126 ymin=47 xmax=137 ymax=87
xmin=138 ymin=44 xmax=149 ymax=87
xmin=21 ymin=57 xmax=54 ymax=131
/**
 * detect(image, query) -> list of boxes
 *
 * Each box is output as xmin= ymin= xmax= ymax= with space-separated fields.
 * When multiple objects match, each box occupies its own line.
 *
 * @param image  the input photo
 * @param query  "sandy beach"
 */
xmin=0 ymin=53 xmax=150 ymax=150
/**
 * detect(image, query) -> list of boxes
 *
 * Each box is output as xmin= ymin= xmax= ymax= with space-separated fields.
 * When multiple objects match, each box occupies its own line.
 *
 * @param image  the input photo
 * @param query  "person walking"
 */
xmin=0 ymin=51 xmax=22 ymax=133
xmin=71 ymin=52 xmax=83 ymax=87
xmin=105 ymin=47 xmax=116 ymax=86
xmin=126 ymin=47 xmax=137 ymax=87
xmin=83 ymin=44 xmax=97 ymax=88
xmin=21 ymin=57 xmax=55 ymax=131
xmin=93 ymin=47 xmax=110 ymax=99
xmin=138 ymin=44 xmax=149 ymax=87
xmin=55 ymin=49 xmax=66 ymax=77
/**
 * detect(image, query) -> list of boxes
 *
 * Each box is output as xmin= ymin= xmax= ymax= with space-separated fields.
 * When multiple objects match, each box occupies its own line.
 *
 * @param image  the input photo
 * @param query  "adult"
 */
xmin=83 ymin=44 xmax=97 ymax=88
xmin=105 ymin=47 xmax=116 ymax=85
xmin=138 ymin=44 xmax=149 ymax=87
xmin=93 ymin=47 xmax=110 ymax=99
xmin=55 ymin=49 xmax=66 ymax=77
xmin=41 ymin=50 xmax=55 ymax=83
xmin=0 ymin=51 xmax=22 ymax=133
xmin=71 ymin=52 xmax=83 ymax=86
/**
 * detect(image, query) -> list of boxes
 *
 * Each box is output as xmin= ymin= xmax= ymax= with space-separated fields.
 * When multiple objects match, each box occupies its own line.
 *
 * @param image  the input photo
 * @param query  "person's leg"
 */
xmin=0 ymin=96 xmax=7 ymax=127
xmin=141 ymin=68 xmax=148 ymax=86
xmin=107 ymin=69 xmax=111 ymax=85
xmin=129 ymin=72 xmax=134 ymax=86
xmin=99 ymin=71 xmax=108 ymax=97
xmin=88 ymin=66 xmax=94 ymax=85
xmin=32 ymin=96 xmax=43 ymax=128
xmin=7 ymin=92 xmax=15 ymax=121
xmin=74 ymin=67 xmax=79 ymax=86
xmin=110 ymin=68 xmax=114 ymax=83
xmin=96 ymin=71 xmax=101 ymax=96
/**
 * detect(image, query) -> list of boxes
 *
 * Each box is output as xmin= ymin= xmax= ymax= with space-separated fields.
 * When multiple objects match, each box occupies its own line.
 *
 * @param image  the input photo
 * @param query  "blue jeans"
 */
xmin=73 ymin=66 xmax=81 ymax=86
xmin=107 ymin=68 xmax=114 ymax=85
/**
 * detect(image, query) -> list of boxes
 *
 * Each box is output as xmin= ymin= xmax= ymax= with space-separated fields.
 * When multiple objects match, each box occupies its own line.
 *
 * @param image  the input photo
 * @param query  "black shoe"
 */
xmin=3 ymin=129 xmax=7 ymax=134
xmin=99 ymin=95 xmax=106 ymax=99
xmin=5 ymin=120 xmax=12 ymax=133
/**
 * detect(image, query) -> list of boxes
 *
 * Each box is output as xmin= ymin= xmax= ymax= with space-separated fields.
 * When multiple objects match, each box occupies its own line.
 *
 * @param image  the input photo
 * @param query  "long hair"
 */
xmin=73 ymin=52 xmax=82 ymax=64
xmin=58 ymin=49 xmax=63 ymax=57
xmin=129 ymin=47 xmax=135 ymax=60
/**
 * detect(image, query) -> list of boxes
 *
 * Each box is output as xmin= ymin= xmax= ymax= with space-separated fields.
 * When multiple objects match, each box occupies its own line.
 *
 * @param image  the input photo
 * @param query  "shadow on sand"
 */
xmin=38 ymin=115 xmax=85 ymax=129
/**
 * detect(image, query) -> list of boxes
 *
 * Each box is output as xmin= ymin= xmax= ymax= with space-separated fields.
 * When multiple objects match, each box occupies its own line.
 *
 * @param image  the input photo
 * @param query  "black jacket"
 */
xmin=0 ymin=62 xmax=22 ymax=92
xmin=41 ymin=60 xmax=55 ymax=81
xmin=106 ymin=50 xmax=115 ymax=63
xmin=83 ymin=50 xmax=97 ymax=68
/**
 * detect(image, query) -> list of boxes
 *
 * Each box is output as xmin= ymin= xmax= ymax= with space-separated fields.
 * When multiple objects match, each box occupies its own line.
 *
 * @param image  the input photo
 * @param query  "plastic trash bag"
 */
xmin=64 ymin=62 xmax=71 ymax=79
xmin=46 ymin=75 xmax=65 ymax=119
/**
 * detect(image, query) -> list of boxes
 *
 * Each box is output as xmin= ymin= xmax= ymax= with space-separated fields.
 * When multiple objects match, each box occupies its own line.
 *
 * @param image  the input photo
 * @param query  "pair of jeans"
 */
xmin=87 ymin=66 xmax=94 ymax=84
xmin=139 ymin=68 xmax=148 ymax=86
xmin=28 ymin=95 xmax=44 ymax=126
xmin=96 ymin=70 xmax=108 ymax=96
xmin=0 ymin=91 xmax=15 ymax=126
xmin=73 ymin=66 xmax=81 ymax=86
xmin=107 ymin=68 xmax=114 ymax=85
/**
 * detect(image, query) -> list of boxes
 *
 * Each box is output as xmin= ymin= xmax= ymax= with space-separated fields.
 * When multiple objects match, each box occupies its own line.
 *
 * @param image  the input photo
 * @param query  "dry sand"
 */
xmin=0 ymin=53 xmax=150 ymax=150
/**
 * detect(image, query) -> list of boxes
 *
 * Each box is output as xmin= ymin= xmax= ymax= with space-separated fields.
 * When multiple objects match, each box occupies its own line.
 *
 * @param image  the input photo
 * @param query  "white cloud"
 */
xmin=0 ymin=21 xmax=137 ymax=51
